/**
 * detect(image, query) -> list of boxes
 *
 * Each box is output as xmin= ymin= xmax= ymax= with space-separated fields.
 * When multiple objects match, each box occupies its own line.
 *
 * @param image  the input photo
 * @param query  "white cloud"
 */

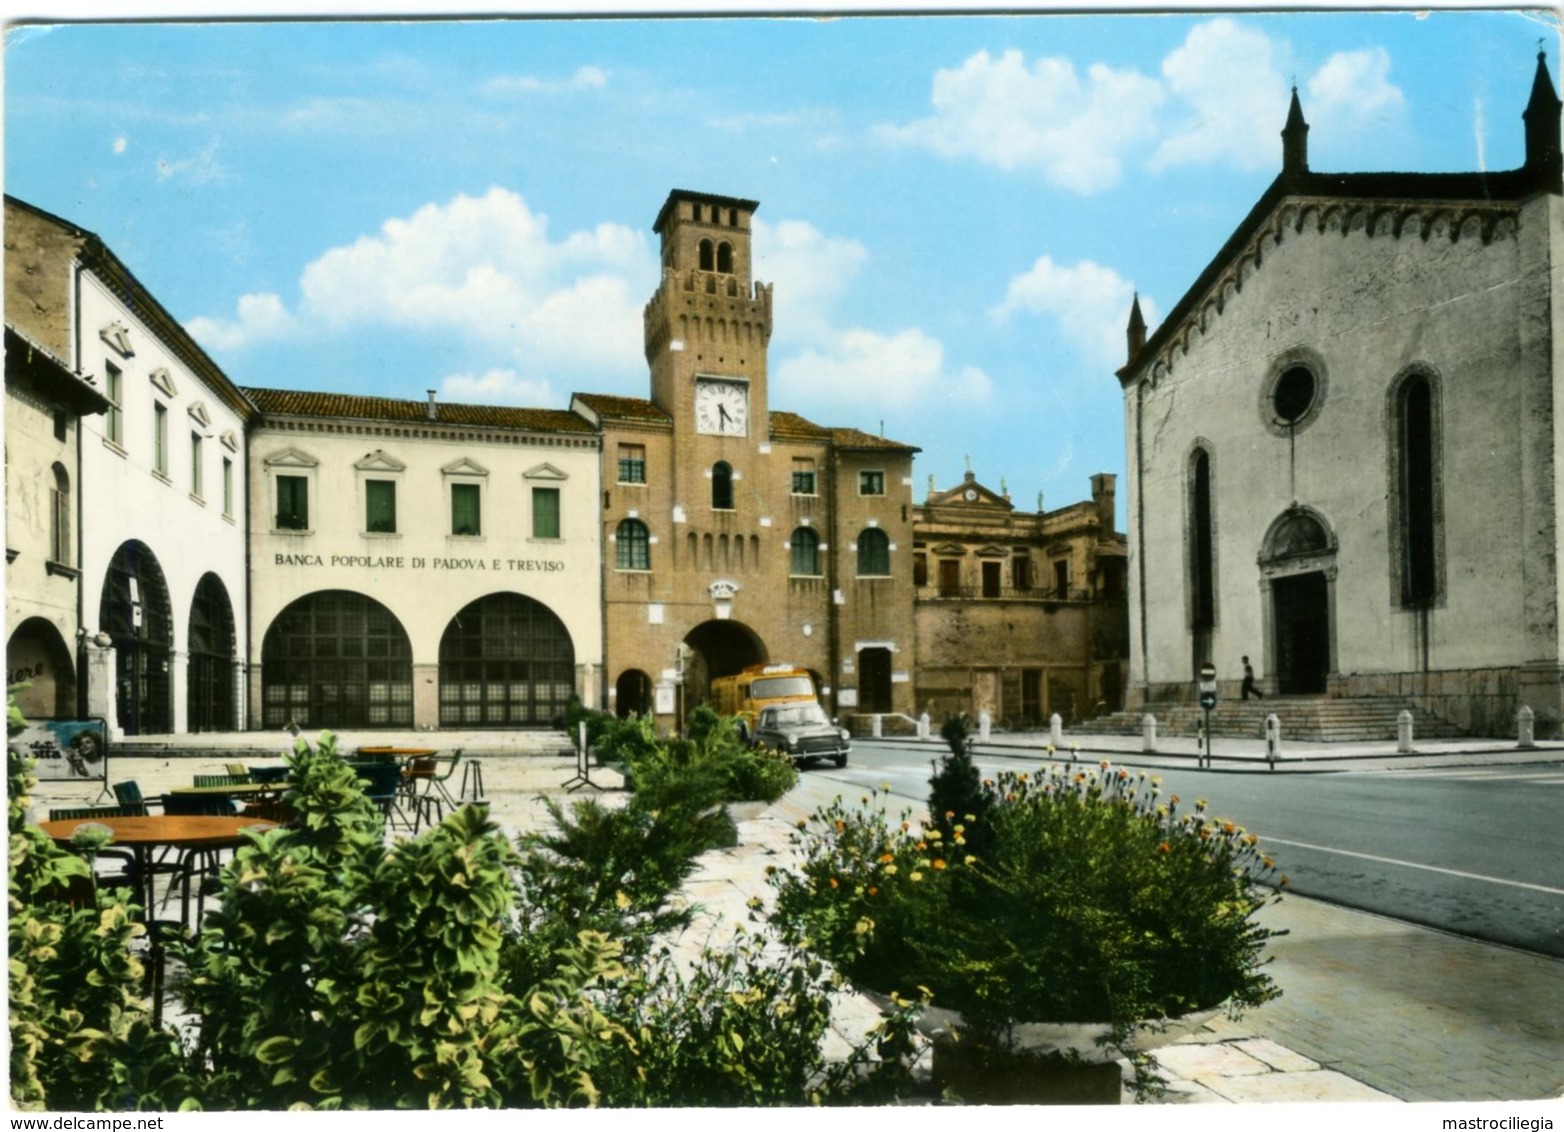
xmin=877 ymin=49 xmax=1163 ymax=194
xmin=441 ymin=368 xmax=558 ymax=406
xmin=993 ymin=255 xmax=1157 ymax=371
xmin=1151 ymin=19 xmax=1290 ymax=172
xmin=192 ymin=187 xmax=653 ymax=384
xmin=753 ymin=217 xmax=870 ymax=344
xmin=112 ymin=136 xmax=127 ymax=155
xmin=185 ymin=292 xmax=295 ymax=352
xmin=155 ymin=139 xmax=230 ymax=185
xmin=773 ymin=327 xmax=992 ymax=411
xmin=1308 ymin=47 xmax=1406 ymax=133
xmin=482 ymin=66 xmax=607 ymax=96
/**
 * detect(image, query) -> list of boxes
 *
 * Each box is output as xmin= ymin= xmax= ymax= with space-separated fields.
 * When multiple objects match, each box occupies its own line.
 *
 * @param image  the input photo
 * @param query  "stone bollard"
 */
xmin=920 ymin=711 xmax=931 ymax=741
xmin=1050 ymin=712 xmax=1064 ymax=748
xmin=1517 ymin=705 xmax=1536 ymax=749
xmin=1265 ymin=713 xmax=1282 ymax=770
xmin=1397 ymin=709 xmax=1415 ymax=754
xmin=1141 ymin=713 xmax=1157 ymax=754
xmin=872 ymin=713 xmax=883 ymax=739
xmin=978 ymin=709 xmax=992 ymax=743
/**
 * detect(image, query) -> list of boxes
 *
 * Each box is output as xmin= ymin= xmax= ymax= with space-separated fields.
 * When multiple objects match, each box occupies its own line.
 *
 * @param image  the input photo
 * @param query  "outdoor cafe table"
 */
xmin=39 ymin=814 xmax=276 ymax=918
xmin=168 ymin=782 xmax=281 ymax=798
xmin=354 ymin=746 xmax=436 ymax=759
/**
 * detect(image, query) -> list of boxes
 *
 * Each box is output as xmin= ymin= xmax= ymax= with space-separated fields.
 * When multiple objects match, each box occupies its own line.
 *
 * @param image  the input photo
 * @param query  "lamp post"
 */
xmin=1197 ymin=662 xmax=1218 ymax=769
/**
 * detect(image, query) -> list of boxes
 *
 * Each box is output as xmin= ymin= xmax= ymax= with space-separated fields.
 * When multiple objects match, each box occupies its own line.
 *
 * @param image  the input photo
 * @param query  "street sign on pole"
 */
xmin=1197 ymin=662 xmax=1218 ymax=767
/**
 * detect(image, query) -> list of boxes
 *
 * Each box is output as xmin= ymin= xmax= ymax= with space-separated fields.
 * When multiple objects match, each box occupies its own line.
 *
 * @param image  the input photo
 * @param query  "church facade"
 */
xmin=1118 ymin=55 xmax=1564 ymax=737
xmin=573 ymin=190 xmax=920 ymax=727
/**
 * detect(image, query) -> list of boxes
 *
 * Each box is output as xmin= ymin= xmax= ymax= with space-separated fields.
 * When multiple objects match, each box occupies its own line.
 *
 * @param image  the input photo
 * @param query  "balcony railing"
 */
xmin=916 ymin=584 xmax=1123 ymax=603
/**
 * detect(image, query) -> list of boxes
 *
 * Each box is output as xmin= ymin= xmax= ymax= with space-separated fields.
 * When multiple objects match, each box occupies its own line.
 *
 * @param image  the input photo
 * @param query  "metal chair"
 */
xmin=351 ymin=760 xmax=408 ymax=830
xmin=111 ymin=780 xmax=162 ymax=815
xmin=404 ymin=749 xmax=463 ymax=833
xmin=194 ymin=773 xmax=252 ymax=789
xmin=45 ymin=806 xmax=139 ymax=896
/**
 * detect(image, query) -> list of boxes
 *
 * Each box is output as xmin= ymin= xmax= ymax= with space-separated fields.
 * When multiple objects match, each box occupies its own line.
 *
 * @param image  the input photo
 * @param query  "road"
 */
xmin=792 ymin=741 xmax=1564 ymax=958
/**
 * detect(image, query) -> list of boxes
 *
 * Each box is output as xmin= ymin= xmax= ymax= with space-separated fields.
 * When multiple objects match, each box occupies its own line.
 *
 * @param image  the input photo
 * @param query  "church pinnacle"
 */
xmin=1282 ymin=86 xmax=1310 ymax=175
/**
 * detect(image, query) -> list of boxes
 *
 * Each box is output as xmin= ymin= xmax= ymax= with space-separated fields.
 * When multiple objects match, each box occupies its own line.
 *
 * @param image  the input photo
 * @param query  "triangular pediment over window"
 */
xmin=149 ymin=367 xmax=177 ymax=398
xmin=975 ymin=544 xmax=1010 ymax=558
xmin=523 ymin=462 xmax=569 ymax=482
xmin=263 ymin=446 xmax=319 ymax=469
xmin=100 ymin=321 xmax=135 ymax=358
xmin=220 ymin=430 xmax=240 ymax=452
xmin=187 ymin=401 xmax=211 ymax=428
xmin=930 ymin=542 xmax=967 ymax=556
xmin=442 ymin=457 xmax=489 ymax=478
xmin=355 ymin=449 xmax=407 ymax=473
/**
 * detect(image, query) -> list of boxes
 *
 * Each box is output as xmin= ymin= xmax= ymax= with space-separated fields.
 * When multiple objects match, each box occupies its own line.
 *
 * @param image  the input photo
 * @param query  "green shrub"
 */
xmin=770 ymin=760 xmax=1283 ymax=1040
xmin=8 ymin=689 xmax=192 ymax=1111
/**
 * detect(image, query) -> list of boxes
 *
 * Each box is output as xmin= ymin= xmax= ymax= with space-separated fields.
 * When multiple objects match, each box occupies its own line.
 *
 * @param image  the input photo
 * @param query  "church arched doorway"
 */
xmin=438 ymin=592 xmax=575 ymax=727
xmin=1261 ymin=508 xmax=1336 ymax=696
xmin=99 ymin=540 xmax=173 ymax=735
xmin=683 ymin=620 xmax=767 ymax=707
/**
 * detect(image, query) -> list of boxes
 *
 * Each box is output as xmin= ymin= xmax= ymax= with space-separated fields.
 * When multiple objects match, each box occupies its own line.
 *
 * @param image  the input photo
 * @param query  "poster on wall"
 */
xmin=12 ymin=719 xmax=109 ymax=782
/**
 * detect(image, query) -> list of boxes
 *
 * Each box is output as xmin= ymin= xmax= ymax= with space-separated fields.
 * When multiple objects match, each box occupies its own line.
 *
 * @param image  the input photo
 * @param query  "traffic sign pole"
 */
xmin=1197 ymin=662 xmax=1218 ymax=769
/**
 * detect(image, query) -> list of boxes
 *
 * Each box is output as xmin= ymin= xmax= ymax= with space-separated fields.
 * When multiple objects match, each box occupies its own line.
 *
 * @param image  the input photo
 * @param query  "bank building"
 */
xmin=1117 ymin=53 xmax=1564 ymax=738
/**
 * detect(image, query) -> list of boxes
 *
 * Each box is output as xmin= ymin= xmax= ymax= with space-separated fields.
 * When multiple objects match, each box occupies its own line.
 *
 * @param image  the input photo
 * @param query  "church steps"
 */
xmin=1074 ymin=696 xmax=1468 ymax=742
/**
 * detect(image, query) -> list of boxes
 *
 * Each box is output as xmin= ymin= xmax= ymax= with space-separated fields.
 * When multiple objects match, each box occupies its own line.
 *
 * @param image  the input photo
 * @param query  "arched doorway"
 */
xmin=99 ymin=540 xmax=172 ymax=735
xmin=615 ymin=669 xmax=653 ymax=718
xmin=187 ymin=573 xmax=236 ymax=732
xmin=6 ymin=617 xmax=75 ymax=720
xmin=261 ymin=591 xmax=413 ymax=729
xmin=1261 ymin=508 xmax=1336 ymax=696
xmin=683 ymin=620 xmax=767 ymax=707
xmin=438 ymin=592 xmax=575 ymax=728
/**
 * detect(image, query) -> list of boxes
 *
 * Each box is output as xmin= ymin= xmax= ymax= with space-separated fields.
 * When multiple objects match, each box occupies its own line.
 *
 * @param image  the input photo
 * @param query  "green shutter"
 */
xmin=452 ymin=483 xmax=480 ymax=536
xmin=532 ymin=487 xmax=560 ymax=539
xmin=367 ymin=480 xmax=397 ymax=533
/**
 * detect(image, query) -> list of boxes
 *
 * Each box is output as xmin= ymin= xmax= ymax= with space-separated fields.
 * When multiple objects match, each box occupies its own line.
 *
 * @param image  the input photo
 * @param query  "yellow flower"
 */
xmin=910 ymin=871 xmax=924 ymax=883
xmin=884 ymin=864 xmax=898 ymax=876
xmin=965 ymin=855 xmax=977 ymax=866
xmin=927 ymin=830 xmax=942 ymax=841
xmin=944 ymin=809 xmax=955 ymax=819
xmin=615 ymin=890 xmax=632 ymax=910
xmin=796 ymin=820 xmax=808 ymax=830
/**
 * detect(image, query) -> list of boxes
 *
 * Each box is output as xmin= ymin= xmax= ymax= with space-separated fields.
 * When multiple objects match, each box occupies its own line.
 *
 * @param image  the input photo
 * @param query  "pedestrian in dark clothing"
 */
xmin=1241 ymin=655 xmax=1264 ymax=700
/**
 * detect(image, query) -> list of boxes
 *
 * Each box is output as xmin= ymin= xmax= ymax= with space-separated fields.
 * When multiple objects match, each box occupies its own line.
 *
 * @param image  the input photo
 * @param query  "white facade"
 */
xmin=1119 ymin=63 xmax=1564 ymax=736
xmin=75 ymin=271 xmax=252 ymax=736
xmin=246 ymin=394 xmax=603 ymax=731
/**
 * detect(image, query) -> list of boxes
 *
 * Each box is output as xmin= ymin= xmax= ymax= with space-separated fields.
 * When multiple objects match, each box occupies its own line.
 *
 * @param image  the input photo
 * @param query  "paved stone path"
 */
xmin=32 ymin=740 xmax=1564 ymax=1105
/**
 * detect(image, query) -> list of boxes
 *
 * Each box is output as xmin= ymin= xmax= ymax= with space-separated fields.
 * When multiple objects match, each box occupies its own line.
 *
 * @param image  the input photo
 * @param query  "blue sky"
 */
xmin=5 ymin=9 xmax=1557 ymax=519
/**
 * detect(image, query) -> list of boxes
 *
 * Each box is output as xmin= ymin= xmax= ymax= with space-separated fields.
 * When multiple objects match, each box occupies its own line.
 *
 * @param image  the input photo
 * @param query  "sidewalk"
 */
xmin=31 ymin=738 xmax=1564 ymax=1105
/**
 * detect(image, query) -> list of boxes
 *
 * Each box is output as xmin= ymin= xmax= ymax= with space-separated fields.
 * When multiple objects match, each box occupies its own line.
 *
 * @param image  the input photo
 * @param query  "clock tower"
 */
xmin=645 ymin=190 xmax=772 ymax=434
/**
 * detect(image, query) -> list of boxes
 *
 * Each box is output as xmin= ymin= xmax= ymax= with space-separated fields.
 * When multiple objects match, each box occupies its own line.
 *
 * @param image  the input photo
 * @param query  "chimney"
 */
xmin=1091 ymin=473 xmax=1116 ymax=534
xmin=426 ymin=389 xmax=438 ymax=421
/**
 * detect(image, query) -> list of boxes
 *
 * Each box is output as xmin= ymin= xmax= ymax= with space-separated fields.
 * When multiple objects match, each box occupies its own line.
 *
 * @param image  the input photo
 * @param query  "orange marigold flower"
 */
xmin=796 ymin=820 xmax=807 ymax=830
xmin=834 ymin=820 xmax=846 ymax=833
xmin=1005 ymin=792 xmax=1017 ymax=802
xmin=1263 ymin=856 xmax=1275 ymax=868
xmin=1170 ymin=795 xmax=1180 ymax=805
xmin=1280 ymin=875 xmax=1291 ymax=887
xmin=1198 ymin=828 xmax=1211 ymax=839
xmin=829 ymin=877 xmax=839 ymax=889
xmin=916 ymin=841 xmax=928 ymax=851
xmin=1223 ymin=822 xmax=1236 ymax=834
xmin=933 ymin=859 xmax=947 ymax=870
xmin=1158 ymin=842 xmax=1171 ymax=854
xmin=879 ymin=853 xmax=895 ymax=864
xmin=901 ymin=821 xmax=910 ymax=832
xmin=868 ymin=886 xmax=879 ymax=897
xmin=945 ymin=810 xmax=955 ymax=819
xmin=1100 ymin=760 xmax=1110 ymax=769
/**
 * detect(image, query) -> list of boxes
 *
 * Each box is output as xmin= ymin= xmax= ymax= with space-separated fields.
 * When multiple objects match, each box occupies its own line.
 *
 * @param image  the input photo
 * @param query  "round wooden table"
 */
xmin=354 ymin=746 xmax=436 ymax=759
xmin=41 ymin=815 xmax=277 ymax=921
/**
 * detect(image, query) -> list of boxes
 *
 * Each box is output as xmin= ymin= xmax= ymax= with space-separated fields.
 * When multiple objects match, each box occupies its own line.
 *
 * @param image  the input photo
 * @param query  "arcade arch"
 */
xmin=99 ymin=540 xmax=173 ymax=735
xmin=438 ymin=592 xmax=576 ymax=727
xmin=261 ymin=590 xmax=413 ymax=729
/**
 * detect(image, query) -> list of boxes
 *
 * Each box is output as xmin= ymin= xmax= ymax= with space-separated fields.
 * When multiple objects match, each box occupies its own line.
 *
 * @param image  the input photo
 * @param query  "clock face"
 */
xmin=695 ymin=379 xmax=749 ymax=437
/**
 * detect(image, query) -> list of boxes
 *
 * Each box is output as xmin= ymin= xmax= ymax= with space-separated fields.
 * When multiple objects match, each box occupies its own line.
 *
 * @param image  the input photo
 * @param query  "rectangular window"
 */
xmin=859 ymin=469 xmax=885 ymax=496
xmin=618 ymin=444 xmax=646 ymax=484
xmin=451 ymin=483 xmax=481 ymax=536
xmin=792 ymin=458 xmax=817 ymax=495
xmin=105 ymin=363 xmax=122 ymax=445
xmin=223 ymin=458 xmax=234 ymax=518
xmin=532 ymin=487 xmax=561 ymax=539
xmin=49 ymin=480 xmax=69 ymax=565
xmin=191 ymin=433 xmax=204 ymax=498
xmin=982 ymin=560 xmax=1002 ymax=598
xmin=938 ymin=558 xmax=960 ymax=597
xmin=276 ymin=474 xmax=309 ymax=530
xmin=914 ymin=551 xmax=928 ymax=587
xmin=1012 ymin=554 xmax=1032 ymax=591
xmin=153 ymin=403 xmax=168 ymax=475
xmin=1053 ymin=560 xmax=1070 ymax=597
xmin=366 ymin=480 xmax=397 ymax=533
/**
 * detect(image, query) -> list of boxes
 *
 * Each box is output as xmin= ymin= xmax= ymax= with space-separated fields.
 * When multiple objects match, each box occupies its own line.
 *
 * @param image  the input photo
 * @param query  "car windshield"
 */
xmin=750 ymin=676 xmax=814 ymax=700
xmin=764 ymin=703 xmax=829 ymax=728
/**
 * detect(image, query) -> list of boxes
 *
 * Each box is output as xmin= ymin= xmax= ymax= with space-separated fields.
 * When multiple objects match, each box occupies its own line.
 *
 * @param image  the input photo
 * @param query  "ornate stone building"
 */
xmin=1118 ymin=55 xmax=1564 ymax=736
xmin=912 ymin=469 xmax=1128 ymax=726
xmin=572 ymin=190 xmax=920 ymax=726
xmin=6 ymin=196 xmax=253 ymax=736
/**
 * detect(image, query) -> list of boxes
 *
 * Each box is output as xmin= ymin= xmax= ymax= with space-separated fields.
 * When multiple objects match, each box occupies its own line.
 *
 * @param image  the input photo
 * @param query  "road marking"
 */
xmin=1261 ymin=835 xmax=1564 ymax=896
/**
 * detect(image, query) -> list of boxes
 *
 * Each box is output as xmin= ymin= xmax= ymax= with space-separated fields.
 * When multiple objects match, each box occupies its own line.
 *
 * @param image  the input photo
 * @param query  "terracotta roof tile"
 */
xmin=571 ymin=393 xmax=672 ymax=423
xmin=243 ymin=386 xmax=595 ymax=433
xmin=768 ymin=410 xmax=831 ymax=441
xmin=829 ymin=426 xmax=920 ymax=453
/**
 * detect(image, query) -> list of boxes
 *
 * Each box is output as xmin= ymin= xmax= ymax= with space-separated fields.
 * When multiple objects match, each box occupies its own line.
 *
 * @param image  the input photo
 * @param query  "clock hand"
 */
xmin=718 ymin=404 xmax=731 ymax=424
